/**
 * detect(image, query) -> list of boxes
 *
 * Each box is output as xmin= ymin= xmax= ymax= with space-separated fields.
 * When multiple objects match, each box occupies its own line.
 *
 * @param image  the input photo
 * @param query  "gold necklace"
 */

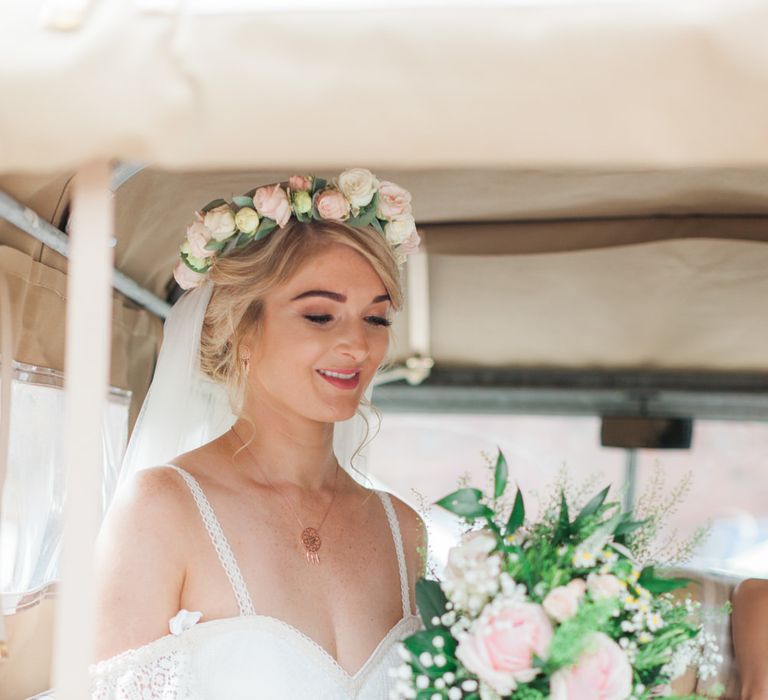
xmin=231 ymin=426 xmax=340 ymax=565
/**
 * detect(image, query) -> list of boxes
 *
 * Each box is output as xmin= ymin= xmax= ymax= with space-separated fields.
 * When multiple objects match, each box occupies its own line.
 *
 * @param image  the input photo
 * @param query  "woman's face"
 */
xmin=245 ymin=243 xmax=393 ymax=424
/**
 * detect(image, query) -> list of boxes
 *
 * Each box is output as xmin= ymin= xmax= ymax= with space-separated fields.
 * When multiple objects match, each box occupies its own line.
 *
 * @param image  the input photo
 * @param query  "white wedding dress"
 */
xmin=89 ymin=465 xmax=422 ymax=699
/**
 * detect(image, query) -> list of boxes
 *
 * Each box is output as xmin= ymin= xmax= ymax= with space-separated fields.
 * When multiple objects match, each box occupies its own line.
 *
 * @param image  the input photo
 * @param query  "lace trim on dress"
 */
xmin=375 ymin=491 xmax=412 ymax=618
xmin=90 ymin=633 xmax=195 ymax=699
xmin=164 ymin=465 xmax=256 ymax=616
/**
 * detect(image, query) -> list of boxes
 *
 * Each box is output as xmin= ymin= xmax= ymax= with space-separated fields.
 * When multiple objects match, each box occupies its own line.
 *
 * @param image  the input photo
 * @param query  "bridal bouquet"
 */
xmin=392 ymin=451 xmax=723 ymax=700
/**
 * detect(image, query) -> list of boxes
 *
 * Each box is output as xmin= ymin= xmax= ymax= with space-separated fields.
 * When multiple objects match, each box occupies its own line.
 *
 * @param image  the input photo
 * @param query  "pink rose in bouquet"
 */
xmin=549 ymin=633 xmax=632 ymax=700
xmin=456 ymin=598 xmax=553 ymax=695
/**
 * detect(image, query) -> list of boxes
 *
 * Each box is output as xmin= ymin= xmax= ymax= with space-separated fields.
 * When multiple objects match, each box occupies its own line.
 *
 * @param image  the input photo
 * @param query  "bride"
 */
xmin=89 ymin=170 xmax=425 ymax=699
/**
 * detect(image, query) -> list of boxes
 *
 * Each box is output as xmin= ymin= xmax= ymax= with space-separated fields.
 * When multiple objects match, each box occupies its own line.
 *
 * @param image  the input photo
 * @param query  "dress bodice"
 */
xmin=89 ymin=465 xmax=422 ymax=699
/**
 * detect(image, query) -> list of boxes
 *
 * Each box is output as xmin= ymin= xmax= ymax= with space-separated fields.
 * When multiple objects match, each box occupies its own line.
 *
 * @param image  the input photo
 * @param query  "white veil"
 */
xmin=118 ymin=281 xmax=376 ymax=492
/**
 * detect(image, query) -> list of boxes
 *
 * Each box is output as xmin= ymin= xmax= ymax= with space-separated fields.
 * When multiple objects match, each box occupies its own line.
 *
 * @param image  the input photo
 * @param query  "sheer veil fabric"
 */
xmin=117 ymin=281 xmax=377 ymax=493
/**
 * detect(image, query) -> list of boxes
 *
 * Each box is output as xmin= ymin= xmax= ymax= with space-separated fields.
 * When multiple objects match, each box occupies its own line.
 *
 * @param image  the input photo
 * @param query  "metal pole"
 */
xmin=623 ymin=448 xmax=638 ymax=512
xmin=0 ymin=189 xmax=171 ymax=319
xmin=52 ymin=162 xmax=114 ymax=698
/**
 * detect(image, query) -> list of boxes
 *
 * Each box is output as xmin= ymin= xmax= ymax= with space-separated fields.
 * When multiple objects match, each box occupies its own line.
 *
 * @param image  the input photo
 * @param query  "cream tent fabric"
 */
xmin=2 ymin=1 xmax=768 ymax=173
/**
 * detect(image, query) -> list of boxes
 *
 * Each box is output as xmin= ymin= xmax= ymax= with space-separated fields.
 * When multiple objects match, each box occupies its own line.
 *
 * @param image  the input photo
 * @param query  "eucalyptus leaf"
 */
xmin=201 ymin=198 xmax=228 ymax=213
xmin=505 ymin=488 xmax=525 ymax=535
xmin=493 ymin=449 xmax=508 ymax=499
xmin=180 ymin=253 xmax=210 ymax=273
xmin=234 ymin=232 xmax=255 ymax=248
xmin=370 ymin=217 xmax=385 ymax=236
xmin=254 ymin=218 xmax=278 ymax=240
xmin=311 ymin=177 xmax=327 ymax=195
xmin=435 ymin=488 xmax=493 ymax=521
xmin=232 ymin=195 xmax=254 ymax=209
xmin=203 ymin=239 xmax=227 ymax=252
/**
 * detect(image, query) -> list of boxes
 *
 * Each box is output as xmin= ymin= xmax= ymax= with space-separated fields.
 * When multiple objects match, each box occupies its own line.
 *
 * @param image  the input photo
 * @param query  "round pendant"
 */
xmin=301 ymin=527 xmax=322 ymax=564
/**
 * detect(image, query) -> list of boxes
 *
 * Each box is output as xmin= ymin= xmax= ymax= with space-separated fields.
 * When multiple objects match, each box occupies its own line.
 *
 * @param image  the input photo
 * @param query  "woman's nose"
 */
xmin=335 ymin=320 xmax=370 ymax=361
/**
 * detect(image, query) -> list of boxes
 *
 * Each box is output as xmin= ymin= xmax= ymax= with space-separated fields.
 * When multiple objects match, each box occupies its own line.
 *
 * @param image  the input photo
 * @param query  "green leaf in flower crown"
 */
xmin=180 ymin=252 xmax=211 ymax=273
xmin=435 ymin=488 xmax=493 ymax=521
xmin=203 ymin=239 xmax=227 ymax=252
xmin=234 ymin=232 xmax=255 ymax=248
xmin=552 ymin=492 xmax=571 ymax=545
xmin=572 ymin=485 xmax=610 ymax=532
xmin=232 ymin=195 xmax=255 ymax=209
xmin=254 ymin=217 xmax=278 ymax=240
xmin=201 ymin=198 xmax=228 ymax=213
xmin=638 ymin=566 xmax=693 ymax=594
xmin=415 ymin=579 xmax=448 ymax=629
xmin=505 ymin=488 xmax=525 ymax=536
xmin=370 ymin=217 xmax=386 ymax=236
xmin=346 ymin=193 xmax=380 ymax=229
xmin=311 ymin=177 xmax=327 ymax=195
xmin=493 ymin=449 xmax=508 ymax=500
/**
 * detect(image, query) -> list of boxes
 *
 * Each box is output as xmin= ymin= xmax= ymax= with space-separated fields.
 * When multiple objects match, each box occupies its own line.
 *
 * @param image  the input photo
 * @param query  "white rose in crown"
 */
xmin=204 ymin=205 xmax=237 ymax=241
xmin=338 ymin=168 xmax=379 ymax=210
xmin=384 ymin=214 xmax=417 ymax=246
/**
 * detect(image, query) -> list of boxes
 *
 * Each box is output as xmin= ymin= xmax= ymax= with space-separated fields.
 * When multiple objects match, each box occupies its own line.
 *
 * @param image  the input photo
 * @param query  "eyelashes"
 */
xmin=304 ymin=314 xmax=392 ymax=328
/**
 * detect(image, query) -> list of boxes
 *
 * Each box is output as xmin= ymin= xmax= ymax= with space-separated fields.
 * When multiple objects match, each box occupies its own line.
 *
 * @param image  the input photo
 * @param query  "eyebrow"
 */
xmin=291 ymin=290 xmax=391 ymax=304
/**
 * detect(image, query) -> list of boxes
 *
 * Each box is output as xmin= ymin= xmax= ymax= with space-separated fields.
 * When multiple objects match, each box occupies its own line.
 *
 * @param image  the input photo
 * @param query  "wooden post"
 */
xmin=51 ymin=161 xmax=113 ymax=698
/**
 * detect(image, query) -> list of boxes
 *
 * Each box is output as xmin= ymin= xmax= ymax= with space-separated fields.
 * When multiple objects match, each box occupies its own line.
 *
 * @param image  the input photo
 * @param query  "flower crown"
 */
xmin=173 ymin=168 xmax=420 ymax=290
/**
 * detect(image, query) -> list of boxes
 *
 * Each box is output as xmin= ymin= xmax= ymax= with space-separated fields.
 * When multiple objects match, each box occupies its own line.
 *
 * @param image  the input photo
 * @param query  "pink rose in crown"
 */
xmin=396 ymin=230 xmax=421 ymax=256
xmin=315 ymin=189 xmax=351 ymax=221
xmin=253 ymin=184 xmax=292 ymax=227
xmin=549 ymin=633 xmax=632 ymax=700
xmin=456 ymin=598 xmax=553 ymax=696
xmin=376 ymin=181 xmax=412 ymax=220
xmin=288 ymin=175 xmax=313 ymax=192
xmin=543 ymin=579 xmax=586 ymax=623
xmin=173 ymin=260 xmax=207 ymax=290
xmin=186 ymin=220 xmax=213 ymax=259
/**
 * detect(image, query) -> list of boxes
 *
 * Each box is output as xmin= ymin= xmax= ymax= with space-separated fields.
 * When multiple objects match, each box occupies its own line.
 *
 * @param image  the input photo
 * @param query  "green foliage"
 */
xmin=254 ymin=217 xmax=278 ymax=240
xmin=415 ymin=579 xmax=448 ymax=629
xmin=200 ymin=198 xmax=228 ymax=213
xmin=436 ymin=488 xmax=493 ymax=521
xmin=346 ymin=192 xmax=380 ymax=228
xmin=505 ymin=488 xmax=525 ymax=536
xmin=638 ymin=566 xmax=692 ymax=594
xmin=493 ymin=449 xmax=508 ymax=500
xmin=542 ymin=598 xmax=618 ymax=672
xmin=232 ymin=195 xmax=254 ymax=209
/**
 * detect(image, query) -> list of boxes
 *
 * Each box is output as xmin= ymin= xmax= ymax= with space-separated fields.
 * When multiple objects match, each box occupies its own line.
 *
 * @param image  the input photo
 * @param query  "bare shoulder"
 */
xmin=92 ymin=466 xmax=195 ymax=662
xmin=386 ymin=492 xmax=428 ymax=579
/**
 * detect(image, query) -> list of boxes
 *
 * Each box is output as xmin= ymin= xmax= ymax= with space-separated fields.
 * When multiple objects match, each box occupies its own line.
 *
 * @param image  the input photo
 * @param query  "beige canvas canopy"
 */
xmin=1 ymin=1 xmax=768 ymax=698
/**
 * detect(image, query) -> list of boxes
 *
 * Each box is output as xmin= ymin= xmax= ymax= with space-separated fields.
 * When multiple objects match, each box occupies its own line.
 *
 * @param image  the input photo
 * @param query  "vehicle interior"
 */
xmin=1 ymin=1 xmax=767 ymax=698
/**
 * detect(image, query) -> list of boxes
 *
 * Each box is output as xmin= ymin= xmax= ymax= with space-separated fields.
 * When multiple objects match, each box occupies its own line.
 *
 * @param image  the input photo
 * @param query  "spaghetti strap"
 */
xmin=375 ymin=491 xmax=412 ymax=618
xmin=163 ymin=464 xmax=256 ymax=617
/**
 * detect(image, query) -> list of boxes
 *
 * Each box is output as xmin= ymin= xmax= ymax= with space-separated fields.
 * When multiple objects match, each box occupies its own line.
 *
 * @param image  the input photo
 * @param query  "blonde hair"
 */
xmin=199 ymin=219 xmax=403 ymax=417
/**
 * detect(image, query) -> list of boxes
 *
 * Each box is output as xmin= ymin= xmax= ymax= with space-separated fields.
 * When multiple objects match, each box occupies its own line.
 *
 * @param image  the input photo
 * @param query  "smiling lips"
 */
xmin=316 ymin=368 xmax=361 ymax=390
